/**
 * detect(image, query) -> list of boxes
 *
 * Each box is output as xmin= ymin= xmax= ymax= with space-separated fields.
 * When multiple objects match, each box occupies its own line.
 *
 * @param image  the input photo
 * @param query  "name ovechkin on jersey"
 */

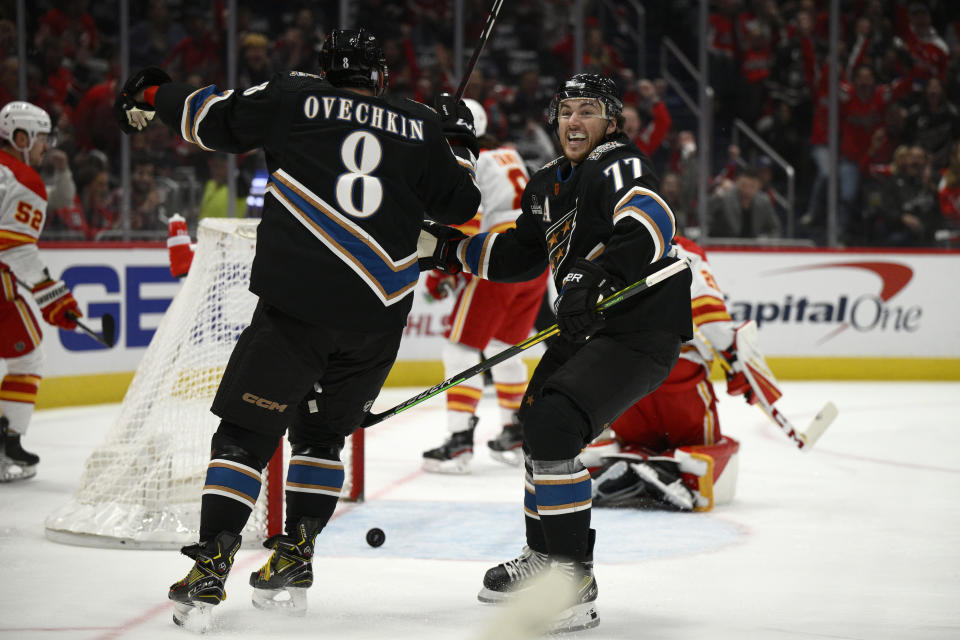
xmin=304 ymin=95 xmax=425 ymax=142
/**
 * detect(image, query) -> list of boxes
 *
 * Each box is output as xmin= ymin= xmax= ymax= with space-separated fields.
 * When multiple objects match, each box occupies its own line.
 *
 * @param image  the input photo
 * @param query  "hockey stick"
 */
xmin=67 ymin=311 xmax=117 ymax=348
xmin=361 ymin=259 xmax=688 ymax=428
xmin=15 ymin=279 xmax=116 ymax=347
xmin=454 ymin=0 xmax=505 ymax=100
xmin=694 ymin=326 xmax=837 ymax=450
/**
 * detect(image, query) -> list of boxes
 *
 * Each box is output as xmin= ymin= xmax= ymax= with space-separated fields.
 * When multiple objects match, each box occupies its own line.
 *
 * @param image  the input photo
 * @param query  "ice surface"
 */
xmin=1 ymin=381 xmax=958 ymax=639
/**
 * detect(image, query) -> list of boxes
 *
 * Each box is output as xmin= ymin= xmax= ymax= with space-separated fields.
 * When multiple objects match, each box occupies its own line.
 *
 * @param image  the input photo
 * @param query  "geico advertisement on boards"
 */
xmin=708 ymin=251 xmax=960 ymax=357
xmin=31 ymin=246 xmax=460 ymax=378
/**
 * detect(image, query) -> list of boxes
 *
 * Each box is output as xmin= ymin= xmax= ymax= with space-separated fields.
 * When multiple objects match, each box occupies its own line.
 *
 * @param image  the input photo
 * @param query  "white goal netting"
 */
xmin=45 ymin=218 xmax=362 ymax=549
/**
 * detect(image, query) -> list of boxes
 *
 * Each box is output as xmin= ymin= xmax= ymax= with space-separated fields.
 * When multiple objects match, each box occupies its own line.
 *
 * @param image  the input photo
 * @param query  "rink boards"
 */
xmin=19 ymin=242 xmax=960 ymax=407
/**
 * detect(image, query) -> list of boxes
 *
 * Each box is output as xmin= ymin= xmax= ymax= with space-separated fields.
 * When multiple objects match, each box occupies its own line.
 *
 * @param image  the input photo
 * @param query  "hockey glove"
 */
xmin=435 ymin=93 xmax=479 ymax=157
xmin=167 ymin=214 xmax=194 ymax=278
xmin=114 ymin=67 xmax=172 ymax=134
xmin=32 ymin=279 xmax=81 ymax=330
xmin=720 ymin=346 xmax=758 ymax=405
xmin=424 ymin=269 xmax=465 ymax=301
xmin=554 ymin=259 xmax=617 ymax=342
xmin=417 ymin=219 xmax=467 ymax=274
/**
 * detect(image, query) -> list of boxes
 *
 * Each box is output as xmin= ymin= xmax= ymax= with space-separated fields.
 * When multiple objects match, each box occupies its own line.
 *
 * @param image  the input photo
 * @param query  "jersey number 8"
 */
xmin=336 ymin=130 xmax=383 ymax=218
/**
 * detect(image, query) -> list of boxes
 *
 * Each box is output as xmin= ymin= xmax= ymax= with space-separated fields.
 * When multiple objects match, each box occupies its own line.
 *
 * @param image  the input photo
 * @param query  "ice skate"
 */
xmin=486 ymin=423 xmax=523 ymax=466
xmin=477 ymin=545 xmax=550 ymax=603
xmin=250 ymin=517 xmax=322 ymax=616
xmin=168 ymin=531 xmax=240 ymax=631
xmin=0 ymin=416 xmax=39 ymax=482
xmin=421 ymin=417 xmax=477 ymax=474
xmin=544 ymin=559 xmax=600 ymax=634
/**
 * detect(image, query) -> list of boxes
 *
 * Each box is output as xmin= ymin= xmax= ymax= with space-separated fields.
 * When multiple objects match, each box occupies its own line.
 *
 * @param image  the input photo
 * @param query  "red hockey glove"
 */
xmin=32 ymin=279 xmax=81 ymax=330
xmin=167 ymin=214 xmax=194 ymax=278
xmin=424 ymin=269 xmax=460 ymax=300
xmin=720 ymin=347 xmax=758 ymax=405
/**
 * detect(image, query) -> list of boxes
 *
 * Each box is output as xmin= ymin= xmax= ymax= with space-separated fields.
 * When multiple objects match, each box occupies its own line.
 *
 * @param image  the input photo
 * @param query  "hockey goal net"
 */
xmin=45 ymin=218 xmax=364 ymax=549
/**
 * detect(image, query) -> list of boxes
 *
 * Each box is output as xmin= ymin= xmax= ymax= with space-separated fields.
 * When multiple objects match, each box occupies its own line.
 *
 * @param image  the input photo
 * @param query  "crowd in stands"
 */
xmin=1 ymin=0 xmax=958 ymax=247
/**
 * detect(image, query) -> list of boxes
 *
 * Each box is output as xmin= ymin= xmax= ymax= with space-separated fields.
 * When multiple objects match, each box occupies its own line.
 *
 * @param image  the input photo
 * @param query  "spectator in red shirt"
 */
xmin=622 ymin=79 xmax=672 ymax=157
xmin=937 ymin=140 xmax=960 ymax=227
xmin=164 ymin=8 xmax=221 ymax=83
xmin=836 ymin=63 xmax=914 ymax=236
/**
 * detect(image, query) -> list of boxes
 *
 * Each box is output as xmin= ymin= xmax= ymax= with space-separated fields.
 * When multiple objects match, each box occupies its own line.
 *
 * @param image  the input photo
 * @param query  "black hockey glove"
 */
xmin=418 ymin=219 xmax=468 ymax=274
xmin=435 ymin=92 xmax=479 ymax=157
xmin=114 ymin=67 xmax=172 ymax=134
xmin=554 ymin=259 xmax=617 ymax=342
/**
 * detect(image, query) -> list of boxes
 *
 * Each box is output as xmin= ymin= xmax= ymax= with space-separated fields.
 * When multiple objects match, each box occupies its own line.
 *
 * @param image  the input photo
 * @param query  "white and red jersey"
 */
xmin=0 ymin=150 xmax=49 ymax=287
xmin=673 ymin=235 xmax=736 ymax=372
xmin=456 ymin=146 xmax=529 ymax=236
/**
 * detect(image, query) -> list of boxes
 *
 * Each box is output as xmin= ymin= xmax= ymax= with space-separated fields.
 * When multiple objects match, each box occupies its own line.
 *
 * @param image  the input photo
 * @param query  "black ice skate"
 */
xmin=486 ymin=423 xmax=523 ymax=466
xmin=544 ymin=558 xmax=600 ymax=634
xmin=0 ymin=416 xmax=39 ymax=482
xmin=421 ymin=416 xmax=477 ymax=474
xmin=477 ymin=545 xmax=550 ymax=603
xmin=250 ymin=517 xmax=323 ymax=616
xmin=168 ymin=530 xmax=241 ymax=631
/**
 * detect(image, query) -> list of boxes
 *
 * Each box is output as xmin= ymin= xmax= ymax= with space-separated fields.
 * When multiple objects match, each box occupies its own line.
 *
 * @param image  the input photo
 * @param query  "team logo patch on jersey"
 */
xmin=529 ymin=196 xmax=543 ymax=218
xmin=587 ymin=141 xmax=624 ymax=161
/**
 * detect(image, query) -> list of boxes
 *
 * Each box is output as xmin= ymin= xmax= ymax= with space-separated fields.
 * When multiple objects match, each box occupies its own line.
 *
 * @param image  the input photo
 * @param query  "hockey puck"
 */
xmin=366 ymin=527 xmax=386 ymax=548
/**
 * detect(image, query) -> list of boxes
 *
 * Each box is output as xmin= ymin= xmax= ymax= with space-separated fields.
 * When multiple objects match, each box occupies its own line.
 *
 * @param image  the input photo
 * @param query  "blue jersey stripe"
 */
xmin=184 ymin=85 xmax=224 ymax=145
xmin=461 ymin=232 xmax=492 ymax=276
xmin=616 ymin=193 xmax=676 ymax=259
xmin=269 ymin=177 xmax=419 ymax=298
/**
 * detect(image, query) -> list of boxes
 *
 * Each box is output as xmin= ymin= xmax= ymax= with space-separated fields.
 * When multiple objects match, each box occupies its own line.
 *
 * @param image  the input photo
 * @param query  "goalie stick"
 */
xmin=694 ymin=325 xmax=837 ymax=450
xmin=361 ymin=259 xmax=689 ymax=429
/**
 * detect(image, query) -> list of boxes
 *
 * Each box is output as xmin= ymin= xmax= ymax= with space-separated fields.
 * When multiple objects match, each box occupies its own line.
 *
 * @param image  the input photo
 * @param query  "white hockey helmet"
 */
xmin=0 ymin=101 xmax=52 ymax=153
xmin=463 ymin=98 xmax=487 ymax=138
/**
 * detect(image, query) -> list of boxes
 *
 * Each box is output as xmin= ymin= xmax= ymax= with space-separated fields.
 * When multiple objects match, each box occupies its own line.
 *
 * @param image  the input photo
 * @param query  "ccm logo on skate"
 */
xmin=242 ymin=393 xmax=288 ymax=413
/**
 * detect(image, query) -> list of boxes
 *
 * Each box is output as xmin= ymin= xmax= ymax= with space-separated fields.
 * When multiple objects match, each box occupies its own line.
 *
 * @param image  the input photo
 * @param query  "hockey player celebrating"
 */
xmin=0 ymin=101 xmax=82 ymax=482
xmin=583 ymin=235 xmax=746 ymax=512
xmin=114 ymin=28 xmax=481 ymax=629
xmin=421 ymin=99 xmax=549 ymax=473
xmin=419 ymin=73 xmax=692 ymax=632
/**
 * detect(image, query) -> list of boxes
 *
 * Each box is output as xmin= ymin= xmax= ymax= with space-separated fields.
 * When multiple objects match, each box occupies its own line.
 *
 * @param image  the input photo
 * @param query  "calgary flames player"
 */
xmin=0 ymin=101 xmax=82 ymax=481
xmin=420 ymin=99 xmax=549 ymax=473
xmin=579 ymin=235 xmax=781 ymax=511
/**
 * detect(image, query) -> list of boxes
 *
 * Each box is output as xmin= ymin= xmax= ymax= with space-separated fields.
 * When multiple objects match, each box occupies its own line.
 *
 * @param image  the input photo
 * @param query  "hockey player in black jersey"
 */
xmin=421 ymin=73 xmax=693 ymax=633
xmin=115 ymin=28 xmax=481 ymax=629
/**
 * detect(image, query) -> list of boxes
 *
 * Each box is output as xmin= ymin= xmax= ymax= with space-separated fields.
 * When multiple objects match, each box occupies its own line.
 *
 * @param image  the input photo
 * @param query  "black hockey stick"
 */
xmin=361 ymin=259 xmax=689 ymax=428
xmin=454 ymin=0 xmax=505 ymax=100
xmin=67 ymin=311 xmax=117 ymax=348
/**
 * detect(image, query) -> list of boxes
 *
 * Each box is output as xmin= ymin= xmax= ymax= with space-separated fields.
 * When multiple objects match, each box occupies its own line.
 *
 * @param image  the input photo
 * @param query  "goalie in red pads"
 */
xmin=582 ymin=236 xmax=781 ymax=511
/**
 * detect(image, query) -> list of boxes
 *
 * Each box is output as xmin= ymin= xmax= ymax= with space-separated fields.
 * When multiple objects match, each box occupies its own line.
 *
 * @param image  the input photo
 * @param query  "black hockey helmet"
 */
xmin=547 ymin=73 xmax=623 ymax=127
xmin=318 ymin=28 xmax=388 ymax=96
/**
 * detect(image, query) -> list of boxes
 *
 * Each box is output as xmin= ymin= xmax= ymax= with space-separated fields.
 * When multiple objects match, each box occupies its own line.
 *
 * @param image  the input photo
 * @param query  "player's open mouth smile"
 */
xmin=567 ymin=131 xmax=588 ymax=148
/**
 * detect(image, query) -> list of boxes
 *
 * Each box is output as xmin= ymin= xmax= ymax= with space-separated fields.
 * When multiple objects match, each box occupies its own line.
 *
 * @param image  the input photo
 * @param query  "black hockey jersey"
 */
xmin=154 ymin=72 xmax=480 ymax=331
xmin=454 ymin=134 xmax=692 ymax=338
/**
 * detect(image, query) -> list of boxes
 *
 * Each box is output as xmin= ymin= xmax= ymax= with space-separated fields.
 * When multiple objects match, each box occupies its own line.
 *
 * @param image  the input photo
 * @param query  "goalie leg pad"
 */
xmin=678 ymin=436 xmax=740 ymax=510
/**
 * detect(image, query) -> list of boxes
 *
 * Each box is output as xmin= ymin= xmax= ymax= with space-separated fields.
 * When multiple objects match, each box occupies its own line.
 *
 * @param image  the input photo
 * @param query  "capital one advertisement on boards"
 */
xmin=25 ymin=245 xmax=960 ymax=380
xmin=708 ymin=250 xmax=960 ymax=358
